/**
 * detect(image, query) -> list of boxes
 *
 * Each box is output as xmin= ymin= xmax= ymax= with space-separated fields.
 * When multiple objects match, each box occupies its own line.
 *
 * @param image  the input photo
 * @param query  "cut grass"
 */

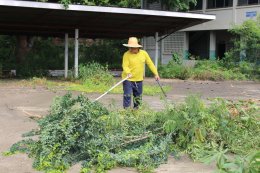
xmin=3 ymin=77 xmax=172 ymax=96
xmin=67 ymin=82 xmax=171 ymax=96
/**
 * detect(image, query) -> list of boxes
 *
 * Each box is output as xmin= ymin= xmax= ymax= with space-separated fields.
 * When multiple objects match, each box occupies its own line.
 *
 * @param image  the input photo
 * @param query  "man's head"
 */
xmin=123 ymin=37 xmax=142 ymax=54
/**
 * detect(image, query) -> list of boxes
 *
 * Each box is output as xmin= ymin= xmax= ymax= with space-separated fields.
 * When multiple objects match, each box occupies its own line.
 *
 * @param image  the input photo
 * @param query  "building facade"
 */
xmin=143 ymin=0 xmax=260 ymax=64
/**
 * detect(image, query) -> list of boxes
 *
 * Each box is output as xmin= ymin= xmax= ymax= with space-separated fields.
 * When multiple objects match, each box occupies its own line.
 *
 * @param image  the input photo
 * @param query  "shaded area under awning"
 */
xmin=0 ymin=0 xmax=215 ymax=38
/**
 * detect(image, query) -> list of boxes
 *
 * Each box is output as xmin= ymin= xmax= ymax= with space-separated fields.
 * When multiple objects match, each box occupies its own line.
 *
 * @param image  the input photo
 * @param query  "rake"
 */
xmin=95 ymin=76 xmax=129 ymax=101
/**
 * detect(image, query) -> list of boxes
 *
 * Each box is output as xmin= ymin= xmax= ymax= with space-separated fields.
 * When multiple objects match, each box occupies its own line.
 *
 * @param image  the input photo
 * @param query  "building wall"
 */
xmin=162 ymin=32 xmax=185 ymax=64
xmin=184 ymin=1 xmax=260 ymax=60
xmin=183 ymin=8 xmax=234 ymax=31
xmin=144 ymin=36 xmax=159 ymax=63
xmin=236 ymin=5 xmax=260 ymax=24
xmin=144 ymin=32 xmax=185 ymax=65
xmin=144 ymin=0 xmax=260 ymax=64
xmin=183 ymin=1 xmax=260 ymax=31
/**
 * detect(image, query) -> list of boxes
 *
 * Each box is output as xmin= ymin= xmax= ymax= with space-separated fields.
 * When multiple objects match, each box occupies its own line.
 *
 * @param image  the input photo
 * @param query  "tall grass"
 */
xmin=154 ymin=59 xmax=259 ymax=81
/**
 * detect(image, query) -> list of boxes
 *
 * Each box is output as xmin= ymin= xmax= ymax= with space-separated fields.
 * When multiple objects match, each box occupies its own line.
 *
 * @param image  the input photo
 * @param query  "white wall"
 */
xmin=236 ymin=5 xmax=260 ymax=24
xmin=183 ymin=4 xmax=260 ymax=31
xmin=184 ymin=8 xmax=233 ymax=31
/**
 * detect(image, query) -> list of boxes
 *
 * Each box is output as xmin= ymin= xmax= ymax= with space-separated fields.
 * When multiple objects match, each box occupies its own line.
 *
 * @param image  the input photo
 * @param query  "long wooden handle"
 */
xmin=95 ymin=76 xmax=129 ymax=101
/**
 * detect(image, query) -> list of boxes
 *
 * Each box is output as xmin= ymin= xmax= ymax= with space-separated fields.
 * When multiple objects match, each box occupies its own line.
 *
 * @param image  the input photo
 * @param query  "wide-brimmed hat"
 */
xmin=123 ymin=37 xmax=142 ymax=48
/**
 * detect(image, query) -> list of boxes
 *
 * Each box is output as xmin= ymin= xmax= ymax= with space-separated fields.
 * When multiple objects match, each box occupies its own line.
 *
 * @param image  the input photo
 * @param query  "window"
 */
xmin=164 ymin=33 xmax=184 ymax=55
xmin=238 ymin=0 xmax=260 ymax=6
xmin=207 ymin=0 xmax=233 ymax=9
xmin=189 ymin=0 xmax=203 ymax=10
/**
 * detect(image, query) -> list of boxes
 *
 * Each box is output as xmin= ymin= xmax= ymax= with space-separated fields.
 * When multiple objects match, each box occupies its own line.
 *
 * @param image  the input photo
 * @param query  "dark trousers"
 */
xmin=123 ymin=80 xmax=143 ymax=109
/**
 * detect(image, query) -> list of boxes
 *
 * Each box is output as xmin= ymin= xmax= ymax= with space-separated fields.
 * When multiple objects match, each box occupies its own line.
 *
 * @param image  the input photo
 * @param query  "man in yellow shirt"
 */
xmin=122 ymin=37 xmax=160 ymax=109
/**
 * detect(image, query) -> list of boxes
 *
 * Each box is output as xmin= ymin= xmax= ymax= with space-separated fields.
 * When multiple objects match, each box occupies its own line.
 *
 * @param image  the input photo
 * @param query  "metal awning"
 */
xmin=0 ymin=0 xmax=216 ymax=78
xmin=0 ymin=0 xmax=215 ymax=38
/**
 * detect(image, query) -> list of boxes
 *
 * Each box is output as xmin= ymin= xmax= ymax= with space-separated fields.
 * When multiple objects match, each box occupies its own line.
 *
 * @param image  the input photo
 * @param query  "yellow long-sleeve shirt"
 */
xmin=122 ymin=49 xmax=158 ymax=81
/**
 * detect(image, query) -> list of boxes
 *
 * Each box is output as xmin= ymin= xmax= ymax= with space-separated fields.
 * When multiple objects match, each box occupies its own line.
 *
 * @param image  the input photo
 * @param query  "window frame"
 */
xmin=207 ymin=0 xmax=233 ymax=9
xmin=189 ymin=0 xmax=203 ymax=11
xmin=238 ymin=0 xmax=260 ymax=6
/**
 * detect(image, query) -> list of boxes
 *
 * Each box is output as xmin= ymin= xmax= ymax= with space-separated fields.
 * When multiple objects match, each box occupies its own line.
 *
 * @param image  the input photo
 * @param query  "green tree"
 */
xmin=148 ymin=0 xmax=197 ymax=10
xmin=227 ymin=16 xmax=260 ymax=63
xmin=38 ymin=0 xmax=197 ymax=10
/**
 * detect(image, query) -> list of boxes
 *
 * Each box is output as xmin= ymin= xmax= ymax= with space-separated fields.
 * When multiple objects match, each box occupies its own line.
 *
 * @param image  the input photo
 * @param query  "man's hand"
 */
xmin=155 ymin=75 xmax=160 ymax=81
xmin=127 ymin=73 xmax=132 ymax=78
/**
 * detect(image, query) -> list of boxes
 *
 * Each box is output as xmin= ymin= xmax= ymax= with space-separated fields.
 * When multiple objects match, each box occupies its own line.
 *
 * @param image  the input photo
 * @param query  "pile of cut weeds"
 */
xmin=4 ymin=93 xmax=260 ymax=173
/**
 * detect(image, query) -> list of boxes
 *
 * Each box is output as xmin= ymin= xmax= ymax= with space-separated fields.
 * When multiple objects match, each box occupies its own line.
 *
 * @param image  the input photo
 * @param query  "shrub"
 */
xmin=192 ymin=60 xmax=250 ymax=81
xmin=228 ymin=16 xmax=260 ymax=63
xmin=157 ymin=59 xmax=258 ymax=81
xmin=78 ymin=62 xmax=115 ymax=86
xmin=0 ymin=35 xmax=16 ymax=71
xmin=159 ymin=60 xmax=192 ymax=80
xmin=80 ymin=40 xmax=126 ymax=69
xmin=0 ymin=62 xmax=2 ymax=77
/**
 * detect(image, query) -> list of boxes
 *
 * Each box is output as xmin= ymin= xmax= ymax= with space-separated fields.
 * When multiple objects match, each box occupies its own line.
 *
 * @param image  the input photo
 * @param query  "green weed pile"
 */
xmin=4 ymin=94 xmax=260 ymax=173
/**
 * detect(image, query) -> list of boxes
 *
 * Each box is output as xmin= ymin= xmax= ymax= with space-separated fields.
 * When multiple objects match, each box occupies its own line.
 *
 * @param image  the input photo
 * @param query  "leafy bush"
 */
xmin=158 ymin=60 xmax=192 ymax=80
xmin=5 ymin=94 xmax=259 ymax=173
xmin=80 ymin=40 xmax=126 ymax=69
xmin=193 ymin=60 xmax=248 ymax=81
xmin=0 ymin=36 xmax=125 ymax=77
xmin=227 ymin=16 xmax=260 ymax=64
xmin=0 ymin=35 xmax=16 ymax=70
xmin=0 ymin=62 xmax=2 ymax=77
xmin=158 ymin=59 xmax=258 ymax=81
xmin=79 ymin=62 xmax=115 ymax=86
xmin=14 ymin=38 xmax=66 ymax=77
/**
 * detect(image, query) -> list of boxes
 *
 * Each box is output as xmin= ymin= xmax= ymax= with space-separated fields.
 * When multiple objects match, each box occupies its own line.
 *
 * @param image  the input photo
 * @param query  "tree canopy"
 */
xmin=35 ymin=0 xmax=197 ymax=10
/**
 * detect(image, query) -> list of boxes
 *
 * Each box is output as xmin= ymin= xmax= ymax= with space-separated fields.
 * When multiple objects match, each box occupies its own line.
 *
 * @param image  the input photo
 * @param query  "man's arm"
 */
xmin=122 ymin=53 xmax=132 ymax=77
xmin=144 ymin=51 xmax=160 ymax=80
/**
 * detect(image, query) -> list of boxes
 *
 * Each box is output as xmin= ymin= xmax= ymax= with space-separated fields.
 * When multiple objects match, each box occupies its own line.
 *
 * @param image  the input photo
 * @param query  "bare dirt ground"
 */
xmin=0 ymin=79 xmax=259 ymax=173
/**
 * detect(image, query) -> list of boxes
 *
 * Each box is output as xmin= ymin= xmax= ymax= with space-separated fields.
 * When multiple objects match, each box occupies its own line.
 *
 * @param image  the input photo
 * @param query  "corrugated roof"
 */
xmin=0 ymin=0 xmax=215 ymax=38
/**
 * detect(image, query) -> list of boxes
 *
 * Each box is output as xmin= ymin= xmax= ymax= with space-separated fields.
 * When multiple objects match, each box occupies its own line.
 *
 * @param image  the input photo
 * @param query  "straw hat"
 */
xmin=123 ymin=37 xmax=142 ymax=48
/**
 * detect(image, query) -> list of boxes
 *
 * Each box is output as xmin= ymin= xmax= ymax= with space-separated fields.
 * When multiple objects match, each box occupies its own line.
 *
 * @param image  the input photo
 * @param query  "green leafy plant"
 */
xmin=158 ymin=57 xmax=192 ymax=80
xmin=5 ymin=94 xmax=259 ymax=173
xmin=227 ymin=15 xmax=260 ymax=64
xmin=171 ymin=53 xmax=182 ymax=65
xmin=200 ymin=150 xmax=260 ymax=173
xmin=5 ymin=93 xmax=172 ymax=172
xmin=78 ymin=62 xmax=115 ymax=85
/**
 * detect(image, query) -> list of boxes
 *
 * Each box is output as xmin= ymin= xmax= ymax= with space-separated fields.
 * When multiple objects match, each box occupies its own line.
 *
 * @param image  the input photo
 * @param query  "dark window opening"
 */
xmin=217 ymin=43 xmax=226 ymax=59
xmin=238 ymin=0 xmax=260 ymax=5
xmin=207 ymin=0 xmax=233 ymax=9
xmin=190 ymin=0 xmax=203 ymax=10
xmin=249 ymin=0 xmax=259 ymax=4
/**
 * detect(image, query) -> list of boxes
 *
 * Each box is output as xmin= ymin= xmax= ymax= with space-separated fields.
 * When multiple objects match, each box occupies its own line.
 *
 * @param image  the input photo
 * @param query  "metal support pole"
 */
xmin=74 ymin=29 xmax=79 ymax=78
xmin=155 ymin=32 xmax=159 ymax=69
xmin=64 ymin=33 xmax=68 ymax=78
